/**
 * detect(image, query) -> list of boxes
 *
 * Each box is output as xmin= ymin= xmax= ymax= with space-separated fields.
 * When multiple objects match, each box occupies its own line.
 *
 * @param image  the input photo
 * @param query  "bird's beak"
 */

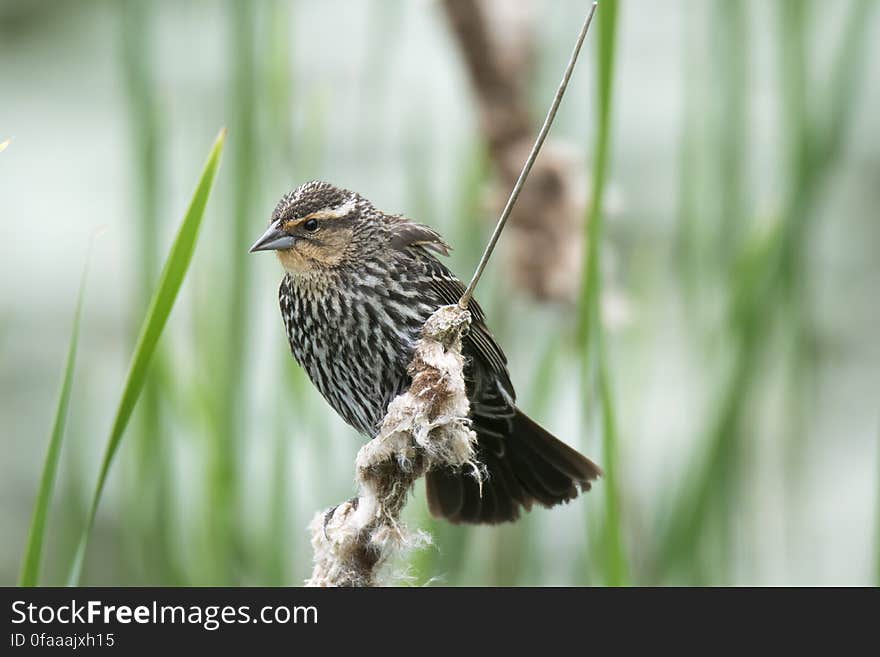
xmin=249 ymin=223 xmax=296 ymax=253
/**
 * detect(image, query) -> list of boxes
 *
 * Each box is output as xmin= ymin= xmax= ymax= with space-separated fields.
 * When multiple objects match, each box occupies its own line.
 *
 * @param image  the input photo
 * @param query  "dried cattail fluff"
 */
xmin=443 ymin=0 xmax=590 ymax=303
xmin=495 ymin=140 xmax=588 ymax=303
xmin=306 ymin=304 xmax=481 ymax=587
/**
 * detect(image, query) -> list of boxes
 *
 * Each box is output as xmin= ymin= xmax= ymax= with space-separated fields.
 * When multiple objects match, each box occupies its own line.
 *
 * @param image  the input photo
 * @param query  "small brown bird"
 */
xmin=250 ymin=180 xmax=601 ymax=524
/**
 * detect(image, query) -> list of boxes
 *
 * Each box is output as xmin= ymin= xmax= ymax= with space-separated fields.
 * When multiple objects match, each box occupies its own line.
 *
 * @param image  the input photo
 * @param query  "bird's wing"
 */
xmin=397 ymin=232 xmax=600 ymax=525
xmin=420 ymin=254 xmax=516 ymax=409
xmin=388 ymin=219 xmax=451 ymax=256
xmin=390 ymin=219 xmax=518 ymax=439
xmin=420 ymin=253 xmax=537 ymax=524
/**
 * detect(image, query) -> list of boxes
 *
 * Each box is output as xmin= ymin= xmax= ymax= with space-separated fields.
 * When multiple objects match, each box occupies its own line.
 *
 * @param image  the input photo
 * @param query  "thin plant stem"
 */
xmin=459 ymin=2 xmax=598 ymax=308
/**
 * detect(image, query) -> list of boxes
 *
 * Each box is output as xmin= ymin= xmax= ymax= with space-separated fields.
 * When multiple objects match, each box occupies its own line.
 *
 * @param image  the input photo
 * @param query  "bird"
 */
xmin=250 ymin=180 xmax=601 ymax=524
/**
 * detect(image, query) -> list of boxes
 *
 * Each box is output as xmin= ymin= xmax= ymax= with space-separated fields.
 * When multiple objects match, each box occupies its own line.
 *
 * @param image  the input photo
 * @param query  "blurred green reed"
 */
xmin=119 ymin=0 xmax=180 ymax=586
xmin=266 ymin=0 xmax=296 ymax=169
xmin=659 ymin=0 xmax=753 ymax=584
xmin=714 ymin=0 xmax=747 ymax=271
xmin=657 ymin=0 xmax=875 ymax=584
xmin=677 ymin=0 xmax=749 ymax=306
xmin=577 ymin=0 xmax=628 ymax=586
xmin=67 ymin=130 xmax=226 ymax=585
xmin=355 ymin=0 xmax=404 ymax=163
xmin=197 ymin=0 xmax=259 ymax=585
xmin=18 ymin=258 xmax=89 ymax=586
xmin=13 ymin=0 xmax=879 ymax=588
xmin=674 ymin=0 xmax=699 ymax=288
xmin=261 ymin=0 xmax=297 ymax=587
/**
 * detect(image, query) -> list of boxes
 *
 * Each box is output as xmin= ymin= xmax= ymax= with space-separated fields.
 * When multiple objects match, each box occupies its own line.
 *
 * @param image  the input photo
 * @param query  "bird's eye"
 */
xmin=303 ymin=218 xmax=319 ymax=232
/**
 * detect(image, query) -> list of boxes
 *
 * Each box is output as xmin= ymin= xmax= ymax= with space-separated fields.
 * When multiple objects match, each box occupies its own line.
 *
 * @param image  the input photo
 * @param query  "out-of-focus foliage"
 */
xmin=1 ymin=0 xmax=878 ymax=586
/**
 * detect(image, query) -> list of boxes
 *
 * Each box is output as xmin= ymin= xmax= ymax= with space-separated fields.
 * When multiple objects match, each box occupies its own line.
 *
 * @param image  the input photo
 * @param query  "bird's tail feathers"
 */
xmin=426 ymin=409 xmax=601 ymax=524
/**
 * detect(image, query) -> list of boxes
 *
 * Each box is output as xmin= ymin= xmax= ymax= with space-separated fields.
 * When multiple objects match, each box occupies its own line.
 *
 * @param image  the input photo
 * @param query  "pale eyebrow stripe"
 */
xmin=304 ymin=198 xmax=356 ymax=221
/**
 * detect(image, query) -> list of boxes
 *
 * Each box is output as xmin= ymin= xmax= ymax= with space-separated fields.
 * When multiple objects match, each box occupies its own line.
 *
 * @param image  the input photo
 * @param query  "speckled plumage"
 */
xmin=279 ymin=250 xmax=440 ymax=437
xmin=257 ymin=180 xmax=601 ymax=524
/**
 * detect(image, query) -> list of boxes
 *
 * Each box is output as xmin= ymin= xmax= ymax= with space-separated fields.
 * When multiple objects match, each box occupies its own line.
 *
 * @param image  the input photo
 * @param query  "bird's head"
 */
xmin=249 ymin=180 xmax=371 ymax=273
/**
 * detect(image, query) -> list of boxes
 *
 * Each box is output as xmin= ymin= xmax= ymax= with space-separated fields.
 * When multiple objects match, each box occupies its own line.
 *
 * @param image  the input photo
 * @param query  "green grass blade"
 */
xmin=18 ymin=257 xmax=90 ymax=586
xmin=577 ymin=0 xmax=628 ymax=587
xmin=597 ymin=354 xmax=627 ymax=585
xmin=577 ymin=0 xmax=617 ymax=349
xmin=67 ymin=129 xmax=226 ymax=585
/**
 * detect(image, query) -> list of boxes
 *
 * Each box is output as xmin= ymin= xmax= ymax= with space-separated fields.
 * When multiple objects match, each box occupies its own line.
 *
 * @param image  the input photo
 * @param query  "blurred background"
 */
xmin=2 ymin=0 xmax=879 ymax=586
